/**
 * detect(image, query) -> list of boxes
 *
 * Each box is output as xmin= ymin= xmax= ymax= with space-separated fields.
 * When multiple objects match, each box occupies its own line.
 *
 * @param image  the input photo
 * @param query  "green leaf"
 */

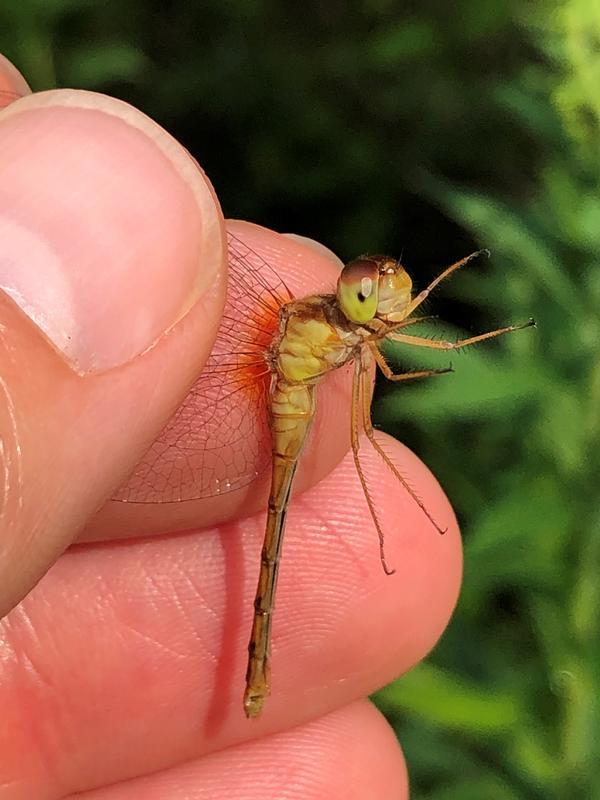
xmin=461 ymin=477 xmax=571 ymax=600
xmin=416 ymin=178 xmax=582 ymax=315
xmin=425 ymin=777 xmax=524 ymax=800
xmin=533 ymin=386 xmax=588 ymax=475
xmin=375 ymin=663 xmax=523 ymax=735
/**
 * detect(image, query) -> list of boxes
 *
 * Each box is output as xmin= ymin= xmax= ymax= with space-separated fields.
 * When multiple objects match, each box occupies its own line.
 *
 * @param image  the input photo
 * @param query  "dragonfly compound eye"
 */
xmin=337 ymin=258 xmax=380 ymax=323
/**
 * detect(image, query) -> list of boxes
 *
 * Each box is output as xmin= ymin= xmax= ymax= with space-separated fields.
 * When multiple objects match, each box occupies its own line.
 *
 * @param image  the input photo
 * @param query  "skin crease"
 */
xmin=0 ymin=57 xmax=462 ymax=800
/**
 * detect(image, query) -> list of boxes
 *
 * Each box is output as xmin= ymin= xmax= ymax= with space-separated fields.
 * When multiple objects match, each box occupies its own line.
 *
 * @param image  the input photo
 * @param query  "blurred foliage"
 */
xmin=1 ymin=1 xmax=598 ymax=797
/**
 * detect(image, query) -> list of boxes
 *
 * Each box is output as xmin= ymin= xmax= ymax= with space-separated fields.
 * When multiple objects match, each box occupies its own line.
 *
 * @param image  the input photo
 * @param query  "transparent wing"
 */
xmin=113 ymin=231 xmax=294 ymax=503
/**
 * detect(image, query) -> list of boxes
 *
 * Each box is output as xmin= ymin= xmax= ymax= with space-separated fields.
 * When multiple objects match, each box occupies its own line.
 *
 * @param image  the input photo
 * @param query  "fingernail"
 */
xmin=0 ymin=90 xmax=224 ymax=373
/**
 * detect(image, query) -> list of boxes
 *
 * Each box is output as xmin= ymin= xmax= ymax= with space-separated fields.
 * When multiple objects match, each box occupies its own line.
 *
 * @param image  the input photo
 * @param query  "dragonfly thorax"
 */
xmin=273 ymin=297 xmax=361 ymax=384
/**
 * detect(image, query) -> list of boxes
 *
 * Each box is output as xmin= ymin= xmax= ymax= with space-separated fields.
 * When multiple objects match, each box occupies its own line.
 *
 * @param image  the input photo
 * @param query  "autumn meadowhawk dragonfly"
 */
xmin=112 ymin=223 xmax=534 ymax=718
xmin=0 ymin=84 xmax=533 ymax=716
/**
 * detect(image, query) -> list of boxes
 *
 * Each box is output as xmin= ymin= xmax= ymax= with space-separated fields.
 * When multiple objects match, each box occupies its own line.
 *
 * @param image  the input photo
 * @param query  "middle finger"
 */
xmin=1 ymin=435 xmax=461 ymax=798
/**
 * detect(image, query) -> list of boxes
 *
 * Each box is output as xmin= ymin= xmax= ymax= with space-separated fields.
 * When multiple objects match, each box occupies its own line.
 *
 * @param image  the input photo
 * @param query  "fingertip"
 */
xmin=88 ymin=221 xmax=353 ymax=539
xmin=281 ymin=231 xmax=344 ymax=270
xmin=226 ymin=219 xmax=343 ymax=296
xmin=0 ymin=435 xmax=458 ymax=772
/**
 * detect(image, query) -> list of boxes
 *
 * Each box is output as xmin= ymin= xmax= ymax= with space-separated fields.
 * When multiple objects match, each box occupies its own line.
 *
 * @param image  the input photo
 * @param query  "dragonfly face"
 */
xmin=337 ymin=256 xmax=413 ymax=325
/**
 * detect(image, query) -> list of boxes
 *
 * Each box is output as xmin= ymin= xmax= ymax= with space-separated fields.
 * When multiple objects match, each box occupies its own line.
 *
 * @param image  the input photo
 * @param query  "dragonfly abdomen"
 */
xmin=244 ymin=299 xmax=362 ymax=716
xmin=244 ymin=378 xmax=316 ymax=717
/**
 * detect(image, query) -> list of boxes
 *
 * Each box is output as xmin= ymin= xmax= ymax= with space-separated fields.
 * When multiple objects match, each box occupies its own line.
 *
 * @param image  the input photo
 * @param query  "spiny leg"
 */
xmin=369 ymin=343 xmax=453 ymax=382
xmin=360 ymin=361 xmax=447 ymax=536
xmin=387 ymin=318 xmax=535 ymax=351
xmin=403 ymin=250 xmax=489 ymax=318
xmin=368 ymin=314 xmax=461 ymax=345
xmin=384 ymin=314 xmax=440 ymax=330
xmin=367 ymin=316 xmax=441 ymax=343
xmin=351 ymin=358 xmax=396 ymax=575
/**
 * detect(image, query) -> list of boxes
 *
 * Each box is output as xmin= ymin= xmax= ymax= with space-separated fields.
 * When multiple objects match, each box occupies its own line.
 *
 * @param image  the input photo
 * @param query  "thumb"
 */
xmin=0 ymin=85 xmax=226 ymax=616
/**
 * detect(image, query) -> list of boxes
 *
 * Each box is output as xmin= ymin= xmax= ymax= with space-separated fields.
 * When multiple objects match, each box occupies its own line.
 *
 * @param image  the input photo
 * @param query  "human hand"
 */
xmin=0 ymin=56 xmax=461 ymax=800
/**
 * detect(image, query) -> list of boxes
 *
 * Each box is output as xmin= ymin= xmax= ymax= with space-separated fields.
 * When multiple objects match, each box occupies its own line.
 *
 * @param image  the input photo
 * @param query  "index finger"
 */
xmin=1 ymin=434 xmax=460 ymax=797
xmin=87 ymin=221 xmax=355 ymax=539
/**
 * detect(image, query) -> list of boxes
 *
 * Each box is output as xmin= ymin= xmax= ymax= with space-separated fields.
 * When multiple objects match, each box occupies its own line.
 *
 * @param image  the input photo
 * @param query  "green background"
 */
xmin=2 ymin=1 xmax=598 ymax=797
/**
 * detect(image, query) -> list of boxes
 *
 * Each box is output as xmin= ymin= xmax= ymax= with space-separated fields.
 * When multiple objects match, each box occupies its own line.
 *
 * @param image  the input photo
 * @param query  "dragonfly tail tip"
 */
xmin=244 ymin=689 xmax=266 ymax=719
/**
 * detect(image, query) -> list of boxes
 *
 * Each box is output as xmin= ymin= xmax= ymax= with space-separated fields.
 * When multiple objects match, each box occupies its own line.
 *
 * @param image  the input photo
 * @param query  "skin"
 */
xmin=0 ymin=56 xmax=462 ymax=800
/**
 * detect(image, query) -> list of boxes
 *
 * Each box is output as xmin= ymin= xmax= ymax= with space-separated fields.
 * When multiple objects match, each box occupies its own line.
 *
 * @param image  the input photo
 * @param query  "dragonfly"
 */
xmin=114 ymin=226 xmax=535 ymax=718
xmin=0 ymin=83 xmax=533 ymax=716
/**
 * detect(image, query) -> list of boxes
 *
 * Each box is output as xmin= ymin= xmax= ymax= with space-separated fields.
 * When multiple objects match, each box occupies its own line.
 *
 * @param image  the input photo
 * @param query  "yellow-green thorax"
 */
xmin=271 ymin=295 xmax=365 ymax=385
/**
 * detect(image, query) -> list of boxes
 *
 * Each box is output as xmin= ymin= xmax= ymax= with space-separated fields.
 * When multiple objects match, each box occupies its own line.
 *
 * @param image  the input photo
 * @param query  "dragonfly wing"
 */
xmin=113 ymin=232 xmax=293 ymax=503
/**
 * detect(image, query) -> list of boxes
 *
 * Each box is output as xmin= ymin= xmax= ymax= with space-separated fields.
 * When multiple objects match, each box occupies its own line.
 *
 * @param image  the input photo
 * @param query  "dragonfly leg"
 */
xmin=370 ymin=343 xmax=453 ymax=382
xmin=385 ymin=314 xmax=439 ymax=330
xmin=403 ymin=250 xmax=489 ymax=317
xmin=359 ymin=363 xmax=448 ymax=536
xmin=387 ymin=318 xmax=536 ymax=351
xmin=367 ymin=314 xmax=440 ymax=343
xmin=351 ymin=359 xmax=396 ymax=575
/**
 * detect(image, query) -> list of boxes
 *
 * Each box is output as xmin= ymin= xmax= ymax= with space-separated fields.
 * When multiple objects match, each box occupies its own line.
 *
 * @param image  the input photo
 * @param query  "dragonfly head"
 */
xmin=337 ymin=256 xmax=412 ymax=324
